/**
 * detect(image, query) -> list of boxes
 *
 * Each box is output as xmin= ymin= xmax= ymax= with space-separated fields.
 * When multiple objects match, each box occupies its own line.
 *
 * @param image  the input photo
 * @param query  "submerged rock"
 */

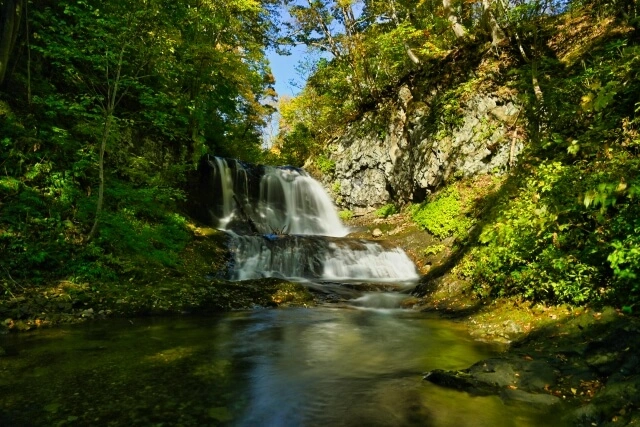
xmin=424 ymin=356 xmax=561 ymax=407
xmin=499 ymin=389 xmax=561 ymax=406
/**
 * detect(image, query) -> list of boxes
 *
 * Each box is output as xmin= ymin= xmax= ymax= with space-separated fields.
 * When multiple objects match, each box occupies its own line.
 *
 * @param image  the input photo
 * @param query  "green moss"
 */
xmin=423 ymin=244 xmax=445 ymax=256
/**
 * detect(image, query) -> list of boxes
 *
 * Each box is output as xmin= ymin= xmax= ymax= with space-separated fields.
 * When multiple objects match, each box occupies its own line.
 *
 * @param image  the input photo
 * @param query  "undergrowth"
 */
xmin=0 ymin=110 xmax=192 ymax=290
xmin=375 ymin=203 xmax=399 ymax=218
xmin=411 ymin=187 xmax=474 ymax=240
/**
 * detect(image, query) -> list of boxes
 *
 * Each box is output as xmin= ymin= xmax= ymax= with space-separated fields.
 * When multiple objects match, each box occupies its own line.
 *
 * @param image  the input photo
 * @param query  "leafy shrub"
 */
xmin=331 ymin=181 xmax=341 ymax=195
xmin=470 ymin=161 xmax=640 ymax=305
xmin=411 ymin=187 xmax=473 ymax=239
xmin=338 ymin=210 xmax=354 ymax=221
xmin=375 ymin=203 xmax=398 ymax=218
xmin=95 ymin=184 xmax=190 ymax=270
xmin=423 ymin=244 xmax=445 ymax=256
xmin=315 ymin=155 xmax=336 ymax=175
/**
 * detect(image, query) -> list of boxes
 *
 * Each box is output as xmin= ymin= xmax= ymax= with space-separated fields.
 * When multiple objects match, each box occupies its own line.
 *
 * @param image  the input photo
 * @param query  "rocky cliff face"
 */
xmin=324 ymin=82 xmax=523 ymax=213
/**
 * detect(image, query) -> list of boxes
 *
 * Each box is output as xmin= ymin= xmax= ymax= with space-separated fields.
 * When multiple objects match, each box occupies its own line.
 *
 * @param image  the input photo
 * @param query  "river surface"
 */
xmin=0 ymin=305 xmax=568 ymax=426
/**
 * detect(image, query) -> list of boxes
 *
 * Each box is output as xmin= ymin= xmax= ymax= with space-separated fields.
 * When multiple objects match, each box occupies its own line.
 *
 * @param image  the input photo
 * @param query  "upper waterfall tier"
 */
xmin=198 ymin=156 xmax=349 ymax=237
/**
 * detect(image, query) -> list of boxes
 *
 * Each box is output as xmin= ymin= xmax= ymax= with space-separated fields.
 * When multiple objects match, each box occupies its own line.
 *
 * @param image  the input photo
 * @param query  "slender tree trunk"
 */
xmin=86 ymin=45 xmax=125 ymax=242
xmin=442 ymin=0 xmax=468 ymax=39
xmin=87 ymin=113 xmax=112 ymax=242
xmin=25 ymin=0 xmax=30 ymax=103
xmin=0 ymin=0 xmax=23 ymax=86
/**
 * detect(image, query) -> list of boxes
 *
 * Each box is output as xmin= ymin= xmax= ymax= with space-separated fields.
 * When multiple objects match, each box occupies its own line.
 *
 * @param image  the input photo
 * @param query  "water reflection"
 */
xmin=0 ymin=308 xmax=567 ymax=426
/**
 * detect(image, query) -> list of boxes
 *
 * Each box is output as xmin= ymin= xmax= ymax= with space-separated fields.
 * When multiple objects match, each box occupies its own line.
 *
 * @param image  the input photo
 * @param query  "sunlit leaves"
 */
xmin=580 ymin=80 xmax=620 ymax=113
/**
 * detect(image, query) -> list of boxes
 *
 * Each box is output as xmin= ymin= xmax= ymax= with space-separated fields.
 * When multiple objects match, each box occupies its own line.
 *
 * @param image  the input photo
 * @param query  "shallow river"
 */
xmin=0 ymin=305 xmax=568 ymax=426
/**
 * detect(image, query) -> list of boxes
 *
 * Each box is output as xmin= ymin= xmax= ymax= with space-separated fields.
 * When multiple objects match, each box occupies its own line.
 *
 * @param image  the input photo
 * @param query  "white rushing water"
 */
xmin=229 ymin=235 xmax=419 ymax=283
xmin=322 ymin=242 xmax=419 ymax=282
xmin=209 ymin=157 xmax=348 ymax=237
xmin=259 ymin=167 xmax=348 ymax=236
xmin=207 ymin=156 xmax=418 ymax=286
xmin=212 ymin=156 xmax=248 ymax=230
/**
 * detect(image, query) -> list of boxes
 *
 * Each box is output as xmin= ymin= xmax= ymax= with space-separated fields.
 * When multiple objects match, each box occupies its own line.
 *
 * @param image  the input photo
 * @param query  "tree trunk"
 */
xmin=86 ymin=45 xmax=126 ymax=242
xmin=0 ymin=0 xmax=23 ymax=86
xmin=87 ymin=113 xmax=112 ymax=242
xmin=443 ymin=0 xmax=468 ymax=39
xmin=25 ymin=0 xmax=30 ymax=103
xmin=482 ymin=0 xmax=505 ymax=46
xmin=389 ymin=0 xmax=420 ymax=65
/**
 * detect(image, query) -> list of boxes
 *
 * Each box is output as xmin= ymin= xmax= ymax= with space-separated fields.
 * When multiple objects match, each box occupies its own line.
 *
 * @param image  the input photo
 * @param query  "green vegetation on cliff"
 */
xmin=427 ymin=13 xmax=640 ymax=308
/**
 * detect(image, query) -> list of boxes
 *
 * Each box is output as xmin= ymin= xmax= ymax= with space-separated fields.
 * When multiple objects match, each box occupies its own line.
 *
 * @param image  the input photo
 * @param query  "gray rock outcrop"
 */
xmin=325 ymin=84 xmax=524 ymax=212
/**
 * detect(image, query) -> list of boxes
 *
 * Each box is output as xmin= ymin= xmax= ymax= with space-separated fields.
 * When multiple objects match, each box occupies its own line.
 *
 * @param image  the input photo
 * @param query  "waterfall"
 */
xmin=205 ymin=157 xmax=348 ymax=237
xmin=212 ymin=156 xmax=248 ymax=230
xmin=197 ymin=156 xmax=418 ymax=285
xmin=229 ymin=235 xmax=419 ymax=283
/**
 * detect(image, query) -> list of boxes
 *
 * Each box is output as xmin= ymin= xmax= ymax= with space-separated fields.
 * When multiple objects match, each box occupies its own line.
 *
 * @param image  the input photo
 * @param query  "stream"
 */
xmin=0 ymin=309 xmax=567 ymax=426
xmin=0 ymin=158 xmax=570 ymax=425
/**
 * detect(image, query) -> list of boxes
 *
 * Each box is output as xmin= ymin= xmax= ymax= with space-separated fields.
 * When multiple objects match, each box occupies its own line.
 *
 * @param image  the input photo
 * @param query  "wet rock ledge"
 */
xmin=423 ymin=307 xmax=640 ymax=426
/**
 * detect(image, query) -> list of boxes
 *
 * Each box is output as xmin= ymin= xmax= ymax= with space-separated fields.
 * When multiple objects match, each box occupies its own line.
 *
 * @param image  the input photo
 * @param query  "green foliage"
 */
xmin=276 ymin=0 xmax=458 ymax=153
xmin=338 ymin=210 xmax=354 ymax=221
xmin=315 ymin=155 xmax=336 ymax=175
xmin=423 ymin=244 xmax=445 ymax=256
xmin=0 ymin=0 xmax=282 ymax=290
xmin=411 ymin=188 xmax=473 ymax=240
xmin=1 ymin=0 xmax=639 ymax=313
xmin=274 ymin=121 xmax=315 ymax=167
xmin=0 ymin=158 xmax=190 ymax=283
xmin=28 ymin=0 xmax=276 ymax=165
xmin=606 ymin=205 xmax=640 ymax=297
xmin=470 ymin=158 xmax=640 ymax=305
xmin=69 ymin=182 xmax=190 ymax=280
xmin=446 ymin=11 xmax=640 ymax=307
xmin=375 ymin=204 xmax=399 ymax=218
xmin=452 ymin=255 xmax=477 ymax=279
xmin=331 ymin=181 xmax=342 ymax=195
